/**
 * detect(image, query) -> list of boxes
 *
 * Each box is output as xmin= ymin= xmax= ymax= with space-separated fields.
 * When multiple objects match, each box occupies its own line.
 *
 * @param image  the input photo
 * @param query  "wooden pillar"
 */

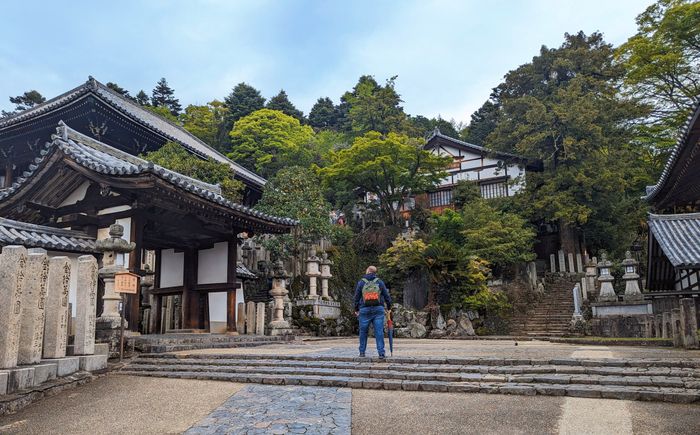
xmin=3 ymin=163 xmax=13 ymax=188
xmin=226 ymin=239 xmax=238 ymax=333
xmin=127 ymin=214 xmax=144 ymax=332
xmin=152 ymin=249 xmax=162 ymax=334
xmin=181 ymin=248 xmax=200 ymax=329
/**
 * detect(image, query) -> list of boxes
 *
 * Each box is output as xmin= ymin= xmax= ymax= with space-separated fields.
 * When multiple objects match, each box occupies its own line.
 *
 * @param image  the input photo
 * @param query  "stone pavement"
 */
xmin=184 ymin=385 xmax=351 ymax=435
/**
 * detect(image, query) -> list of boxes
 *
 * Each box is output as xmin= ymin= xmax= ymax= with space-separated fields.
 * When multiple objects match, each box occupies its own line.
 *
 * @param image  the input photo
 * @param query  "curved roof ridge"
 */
xmin=643 ymin=98 xmax=700 ymax=202
xmin=425 ymin=128 xmax=534 ymax=162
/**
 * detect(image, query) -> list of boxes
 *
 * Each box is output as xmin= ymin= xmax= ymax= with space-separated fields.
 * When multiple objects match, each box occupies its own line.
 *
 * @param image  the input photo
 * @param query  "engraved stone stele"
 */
xmin=576 ymin=253 xmax=584 ymax=274
xmin=236 ymin=302 xmax=246 ymax=333
xmin=549 ymin=254 xmax=556 ymax=273
xmin=255 ymin=302 xmax=266 ymax=335
xmin=567 ymin=253 xmax=575 ymax=275
xmin=43 ymin=256 xmax=72 ymax=359
xmin=17 ymin=251 xmax=50 ymax=365
xmin=0 ymin=245 xmax=28 ymax=368
xmin=671 ymin=309 xmax=683 ymax=347
xmin=246 ymin=301 xmax=256 ymax=334
xmin=558 ymin=250 xmax=566 ymax=273
xmin=74 ymin=255 xmax=99 ymax=355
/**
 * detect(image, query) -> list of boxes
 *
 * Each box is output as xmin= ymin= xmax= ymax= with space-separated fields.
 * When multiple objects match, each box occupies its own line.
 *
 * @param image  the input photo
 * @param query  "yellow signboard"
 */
xmin=115 ymin=271 xmax=140 ymax=294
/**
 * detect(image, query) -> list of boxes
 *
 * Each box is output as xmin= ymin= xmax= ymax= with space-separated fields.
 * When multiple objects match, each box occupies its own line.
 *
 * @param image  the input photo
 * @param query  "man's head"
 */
xmin=366 ymin=265 xmax=377 ymax=275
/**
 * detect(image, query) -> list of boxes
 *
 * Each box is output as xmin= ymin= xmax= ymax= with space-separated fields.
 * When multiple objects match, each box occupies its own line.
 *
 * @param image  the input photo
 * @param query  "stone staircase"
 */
xmin=119 ymin=353 xmax=700 ymax=403
xmin=130 ymin=334 xmax=294 ymax=353
xmin=509 ymin=275 xmax=578 ymax=337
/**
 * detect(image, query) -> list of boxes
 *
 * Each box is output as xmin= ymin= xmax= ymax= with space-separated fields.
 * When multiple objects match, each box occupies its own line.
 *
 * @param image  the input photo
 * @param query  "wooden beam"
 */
xmin=150 ymin=286 xmax=184 ymax=296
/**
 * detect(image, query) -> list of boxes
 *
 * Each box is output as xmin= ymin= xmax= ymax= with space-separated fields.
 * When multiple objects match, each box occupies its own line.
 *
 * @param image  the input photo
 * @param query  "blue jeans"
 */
xmin=358 ymin=306 xmax=385 ymax=356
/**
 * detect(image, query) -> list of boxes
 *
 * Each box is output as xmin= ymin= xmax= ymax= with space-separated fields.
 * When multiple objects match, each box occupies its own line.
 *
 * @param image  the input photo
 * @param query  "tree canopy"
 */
xmin=180 ymin=101 xmax=228 ymax=150
xmin=341 ymin=75 xmax=408 ymax=135
xmin=141 ymin=141 xmax=244 ymax=202
xmin=151 ymin=78 xmax=181 ymax=116
xmin=228 ymin=109 xmax=315 ymax=178
xmin=319 ymin=131 xmax=449 ymax=225
xmin=2 ymin=90 xmax=45 ymax=117
xmin=266 ymin=90 xmax=304 ymax=121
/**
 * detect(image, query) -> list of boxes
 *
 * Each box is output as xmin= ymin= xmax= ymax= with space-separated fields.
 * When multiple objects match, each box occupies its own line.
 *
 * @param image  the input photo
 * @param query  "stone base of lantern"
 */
xmin=590 ymin=300 xmax=654 ymax=338
xmin=591 ymin=300 xmax=653 ymax=317
xmin=296 ymin=299 xmax=341 ymax=320
xmin=95 ymin=320 xmax=128 ymax=359
xmin=268 ymin=320 xmax=293 ymax=336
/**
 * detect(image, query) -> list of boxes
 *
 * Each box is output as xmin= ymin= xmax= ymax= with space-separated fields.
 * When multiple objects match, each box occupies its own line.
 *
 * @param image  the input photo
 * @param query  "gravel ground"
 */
xmin=0 ymin=376 xmax=242 ymax=435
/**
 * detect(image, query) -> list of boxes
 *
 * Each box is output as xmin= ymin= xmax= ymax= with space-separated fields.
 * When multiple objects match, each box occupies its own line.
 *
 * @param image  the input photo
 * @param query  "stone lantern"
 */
xmin=596 ymin=252 xmax=617 ymax=302
xmin=95 ymin=224 xmax=135 ymax=328
xmin=269 ymin=260 xmax=292 ymax=335
xmin=320 ymin=252 xmax=333 ymax=300
xmin=306 ymin=248 xmax=321 ymax=299
xmin=621 ymin=251 xmax=642 ymax=301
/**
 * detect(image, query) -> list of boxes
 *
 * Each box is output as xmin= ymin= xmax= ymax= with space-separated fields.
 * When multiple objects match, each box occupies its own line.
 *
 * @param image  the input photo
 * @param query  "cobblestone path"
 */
xmin=184 ymin=385 xmax=351 ymax=435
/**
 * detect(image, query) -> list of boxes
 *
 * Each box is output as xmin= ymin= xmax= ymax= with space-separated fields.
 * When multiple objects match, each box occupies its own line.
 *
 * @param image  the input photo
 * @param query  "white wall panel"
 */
xmin=198 ymin=242 xmax=228 ymax=284
xmin=160 ymin=249 xmax=184 ymax=287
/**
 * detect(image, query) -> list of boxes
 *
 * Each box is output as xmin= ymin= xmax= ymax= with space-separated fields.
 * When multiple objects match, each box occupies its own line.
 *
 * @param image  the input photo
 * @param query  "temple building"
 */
xmin=643 ymin=98 xmax=700 ymax=313
xmin=0 ymin=77 xmax=295 ymax=334
xmin=421 ymin=128 xmax=542 ymax=212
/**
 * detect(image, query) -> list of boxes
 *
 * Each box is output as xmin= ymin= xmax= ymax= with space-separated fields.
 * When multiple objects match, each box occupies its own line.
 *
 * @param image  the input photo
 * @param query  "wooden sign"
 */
xmin=114 ymin=271 xmax=140 ymax=294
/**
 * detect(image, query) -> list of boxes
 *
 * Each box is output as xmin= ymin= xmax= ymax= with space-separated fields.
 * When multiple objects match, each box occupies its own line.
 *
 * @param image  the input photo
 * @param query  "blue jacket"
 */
xmin=354 ymin=273 xmax=392 ymax=311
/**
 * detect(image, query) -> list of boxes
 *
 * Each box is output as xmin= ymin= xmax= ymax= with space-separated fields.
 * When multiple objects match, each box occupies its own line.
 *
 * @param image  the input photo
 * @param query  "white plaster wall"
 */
xmin=59 ymin=181 xmax=90 ymax=206
xmin=97 ymin=204 xmax=131 ymax=215
xmin=198 ymin=242 xmax=228 ymax=284
xmin=208 ymin=283 xmax=245 ymax=333
xmin=160 ymin=249 xmax=184 ymax=287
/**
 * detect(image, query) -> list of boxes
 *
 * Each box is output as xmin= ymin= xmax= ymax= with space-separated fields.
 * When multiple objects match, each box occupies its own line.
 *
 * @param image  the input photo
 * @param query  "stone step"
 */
xmin=134 ymin=353 xmax=700 ymax=369
xmin=136 ymin=340 xmax=288 ymax=353
xmin=116 ymin=369 xmax=700 ymax=403
xmin=124 ymin=361 xmax=700 ymax=383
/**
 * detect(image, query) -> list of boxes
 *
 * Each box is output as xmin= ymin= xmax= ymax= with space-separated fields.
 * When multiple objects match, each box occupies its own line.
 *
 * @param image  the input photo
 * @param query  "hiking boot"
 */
xmin=359 ymin=353 xmax=366 ymax=358
xmin=378 ymin=355 xmax=386 ymax=360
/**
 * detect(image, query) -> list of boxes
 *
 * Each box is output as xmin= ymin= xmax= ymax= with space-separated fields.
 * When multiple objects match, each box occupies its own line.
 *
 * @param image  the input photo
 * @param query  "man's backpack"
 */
xmin=361 ymin=278 xmax=382 ymax=306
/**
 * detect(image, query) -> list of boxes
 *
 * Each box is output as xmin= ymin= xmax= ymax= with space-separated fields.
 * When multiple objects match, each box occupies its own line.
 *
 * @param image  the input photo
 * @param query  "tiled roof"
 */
xmin=236 ymin=262 xmax=258 ymax=280
xmin=648 ymin=212 xmax=700 ymax=268
xmin=0 ymin=217 xmax=97 ymax=253
xmin=0 ymin=122 xmax=297 ymax=229
xmin=425 ymin=128 xmax=541 ymax=168
xmin=0 ymin=76 xmax=266 ymax=188
xmin=643 ymin=98 xmax=700 ymax=202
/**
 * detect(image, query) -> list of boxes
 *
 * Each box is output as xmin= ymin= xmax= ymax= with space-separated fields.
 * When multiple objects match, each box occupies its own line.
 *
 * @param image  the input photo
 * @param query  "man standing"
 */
xmin=354 ymin=265 xmax=392 ymax=358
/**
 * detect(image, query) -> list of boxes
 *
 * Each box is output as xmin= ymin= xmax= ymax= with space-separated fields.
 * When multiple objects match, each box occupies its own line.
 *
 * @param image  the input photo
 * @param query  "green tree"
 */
xmin=135 ymin=90 xmax=150 ymax=106
xmin=460 ymin=199 xmax=536 ymax=271
xmin=141 ymin=141 xmax=244 ymax=202
xmin=180 ymin=101 xmax=228 ymax=150
xmin=616 ymin=0 xmax=700 ymax=169
xmin=409 ymin=115 xmax=460 ymax=138
xmin=342 ymin=75 xmax=408 ymax=135
xmin=452 ymin=180 xmax=481 ymax=209
xmin=106 ymin=82 xmax=131 ymax=98
xmin=151 ymin=78 xmax=181 ymax=116
xmin=461 ymin=99 xmax=500 ymax=145
xmin=319 ymin=132 xmax=450 ymax=225
xmin=486 ymin=31 xmax=647 ymax=255
xmin=144 ymin=105 xmax=179 ymax=123
xmin=308 ymin=97 xmax=339 ymax=130
xmin=219 ymin=82 xmax=266 ymax=146
xmin=266 ymin=90 xmax=304 ymax=121
xmin=228 ymin=109 xmax=315 ymax=178
xmin=2 ymin=90 xmax=45 ymax=117
xmin=255 ymin=166 xmax=333 ymax=262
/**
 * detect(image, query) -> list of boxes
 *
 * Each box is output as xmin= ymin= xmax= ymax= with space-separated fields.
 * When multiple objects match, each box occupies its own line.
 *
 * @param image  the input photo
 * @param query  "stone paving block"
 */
xmin=534 ymin=385 xmax=568 ymax=396
xmin=31 ymin=363 xmax=57 ymax=385
xmin=566 ymin=386 xmax=602 ymax=398
xmin=500 ymin=385 xmax=536 ymax=396
xmin=419 ymin=381 xmax=449 ymax=392
xmin=0 ymin=371 xmax=8 ymax=395
xmin=600 ymin=388 xmax=641 ymax=401
xmin=662 ymin=391 xmax=699 ymax=404
xmin=362 ymin=380 xmax=383 ymax=389
xmin=382 ymin=380 xmax=403 ymax=390
xmin=447 ymin=383 xmax=480 ymax=393
xmin=78 ymin=355 xmax=108 ymax=372
xmin=8 ymin=367 xmax=34 ymax=393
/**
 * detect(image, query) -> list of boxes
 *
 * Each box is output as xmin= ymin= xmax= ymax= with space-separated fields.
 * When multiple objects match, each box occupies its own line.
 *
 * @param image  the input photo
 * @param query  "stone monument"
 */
xmin=306 ymin=249 xmax=321 ymax=299
xmin=596 ymin=253 xmax=617 ymax=302
xmin=42 ymin=256 xmax=72 ymax=359
xmin=320 ymin=252 xmax=333 ymax=300
xmin=621 ymin=251 xmax=642 ymax=301
xmin=17 ymin=250 xmax=50 ymax=365
xmin=255 ymin=303 xmax=266 ymax=335
xmin=0 ymin=246 xmax=28 ymax=368
xmin=269 ymin=260 xmax=292 ymax=335
xmin=74 ymin=255 xmax=99 ymax=355
xmin=245 ymin=301 xmax=256 ymax=334
xmin=236 ymin=302 xmax=246 ymax=333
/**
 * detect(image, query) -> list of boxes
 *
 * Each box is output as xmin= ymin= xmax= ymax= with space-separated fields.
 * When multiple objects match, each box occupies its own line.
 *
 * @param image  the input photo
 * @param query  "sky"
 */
xmin=0 ymin=0 xmax=650 ymax=125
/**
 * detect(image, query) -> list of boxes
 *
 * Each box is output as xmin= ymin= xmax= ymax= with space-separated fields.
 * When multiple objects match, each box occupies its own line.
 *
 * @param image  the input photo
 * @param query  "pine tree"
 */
xmin=151 ymin=78 xmax=182 ymax=116
xmin=106 ymin=82 xmax=131 ymax=98
xmin=218 ymin=82 xmax=266 ymax=148
xmin=462 ymin=99 xmax=501 ymax=145
xmin=135 ymin=90 xmax=150 ymax=106
xmin=2 ymin=90 xmax=46 ymax=117
xmin=266 ymin=90 xmax=304 ymax=121
xmin=308 ymin=97 xmax=339 ymax=129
